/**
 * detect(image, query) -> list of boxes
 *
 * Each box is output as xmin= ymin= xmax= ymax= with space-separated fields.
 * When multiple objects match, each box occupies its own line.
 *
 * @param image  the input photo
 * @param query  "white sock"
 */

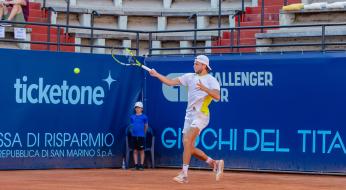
xmin=182 ymin=164 xmax=189 ymax=176
xmin=206 ymin=157 xmax=213 ymax=165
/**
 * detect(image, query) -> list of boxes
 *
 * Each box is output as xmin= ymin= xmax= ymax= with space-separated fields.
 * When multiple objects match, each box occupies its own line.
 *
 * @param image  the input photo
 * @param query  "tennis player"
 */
xmin=149 ymin=55 xmax=224 ymax=183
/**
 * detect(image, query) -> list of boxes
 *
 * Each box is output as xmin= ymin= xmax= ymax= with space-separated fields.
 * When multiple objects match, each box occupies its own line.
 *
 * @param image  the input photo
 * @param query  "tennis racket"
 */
xmin=111 ymin=48 xmax=151 ymax=72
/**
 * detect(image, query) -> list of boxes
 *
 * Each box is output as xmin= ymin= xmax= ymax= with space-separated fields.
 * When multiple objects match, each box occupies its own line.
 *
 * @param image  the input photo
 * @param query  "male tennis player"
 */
xmin=149 ymin=55 xmax=224 ymax=184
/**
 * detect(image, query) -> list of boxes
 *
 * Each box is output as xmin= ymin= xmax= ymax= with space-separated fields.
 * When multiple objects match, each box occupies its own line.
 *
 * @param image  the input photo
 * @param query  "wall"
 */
xmin=0 ymin=49 xmax=143 ymax=169
xmin=145 ymin=52 xmax=346 ymax=174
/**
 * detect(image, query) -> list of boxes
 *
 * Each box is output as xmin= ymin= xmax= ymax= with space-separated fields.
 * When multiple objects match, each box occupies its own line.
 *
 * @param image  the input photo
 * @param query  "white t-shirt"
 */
xmin=178 ymin=73 xmax=220 ymax=115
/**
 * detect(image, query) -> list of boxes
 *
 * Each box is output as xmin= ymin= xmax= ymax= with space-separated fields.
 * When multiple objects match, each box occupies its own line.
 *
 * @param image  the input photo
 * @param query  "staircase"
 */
xmin=212 ymin=0 xmax=301 ymax=53
xmin=27 ymin=2 xmax=75 ymax=52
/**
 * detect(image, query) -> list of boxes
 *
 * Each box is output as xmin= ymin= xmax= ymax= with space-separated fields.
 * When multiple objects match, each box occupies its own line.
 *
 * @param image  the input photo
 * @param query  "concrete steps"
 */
xmin=27 ymin=2 xmax=75 ymax=52
xmin=212 ymin=0 xmax=301 ymax=53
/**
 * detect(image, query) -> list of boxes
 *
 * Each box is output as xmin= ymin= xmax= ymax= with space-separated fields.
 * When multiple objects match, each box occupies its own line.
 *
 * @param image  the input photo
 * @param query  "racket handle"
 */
xmin=141 ymin=65 xmax=152 ymax=72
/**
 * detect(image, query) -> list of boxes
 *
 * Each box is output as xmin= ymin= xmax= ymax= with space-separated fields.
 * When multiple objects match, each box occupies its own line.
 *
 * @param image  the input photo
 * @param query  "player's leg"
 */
xmin=182 ymin=127 xmax=199 ymax=168
xmin=173 ymin=119 xmax=192 ymax=183
xmin=190 ymin=115 xmax=224 ymax=181
xmin=188 ymin=129 xmax=218 ymax=171
xmin=173 ymin=128 xmax=196 ymax=184
xmin=133 ymin=149 xmax=138 ymax=169
xmin=192 ymin=147 xmax=224 ymax=181
xmin=192 ymin=148 xmax=212 ymax=166
xmin=188 ymin=114 xmax=213 ymax=166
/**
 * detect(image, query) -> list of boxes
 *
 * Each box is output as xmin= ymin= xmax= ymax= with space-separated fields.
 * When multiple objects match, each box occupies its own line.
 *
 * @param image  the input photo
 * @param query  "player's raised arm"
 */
xmin=149 ymin=69 xmax=181 ymax=86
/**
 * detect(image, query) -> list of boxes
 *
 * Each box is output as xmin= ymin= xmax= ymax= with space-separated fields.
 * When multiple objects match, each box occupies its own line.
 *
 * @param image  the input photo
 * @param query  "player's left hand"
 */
xmin=197 ymin=80 xmax=208 ymax=92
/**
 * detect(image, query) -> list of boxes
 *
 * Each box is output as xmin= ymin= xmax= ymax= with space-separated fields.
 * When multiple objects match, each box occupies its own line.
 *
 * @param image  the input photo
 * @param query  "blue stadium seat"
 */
xmin=144 ymin=127 xmax=155 ymax=168
xmin=125 ymin=125 xmax=133 ymax=169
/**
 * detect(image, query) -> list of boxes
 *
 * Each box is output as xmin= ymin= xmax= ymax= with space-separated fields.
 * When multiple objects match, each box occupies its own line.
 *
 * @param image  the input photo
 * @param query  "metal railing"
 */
xmin=259 ymin=0 xmax=292 ymax=32
xmin=42 ymin=0 xmax=71 ymax=34
xmin=188 ymin=13 xmax=198 ymax=55
xmin=0 ymin=19 xmax=145 ymax=55
xmin=90 ymin=10 xmax=100 ymax=54
xmin=65 ymin=0 xmax=70 ymax=34
xmin=218 ymin=0 xmax=245 ymax=42
xmin=147 ymin=23 xmax=346 ymax=54
xmin=41 ymin=6 xmax=56 ymax=51
xmin=1 ymin=1 xmax=346 ymax=56
xmin=42 ymin=0 xmax=246 ymax=53
xmin=1 ymin=19 xmax=346 ymax=56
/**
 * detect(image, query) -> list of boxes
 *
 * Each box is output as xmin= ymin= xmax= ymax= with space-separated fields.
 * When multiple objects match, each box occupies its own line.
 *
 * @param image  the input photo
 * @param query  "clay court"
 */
xmin=0 ymin=168 xmax=345 ymax=190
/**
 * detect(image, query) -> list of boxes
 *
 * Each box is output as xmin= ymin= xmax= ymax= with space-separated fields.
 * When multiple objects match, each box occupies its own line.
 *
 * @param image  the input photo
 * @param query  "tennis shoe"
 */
xmin=214 ymin=160 xmax=224 ymax=181
xmin=173 ymin=172 xmax=188 ymax=184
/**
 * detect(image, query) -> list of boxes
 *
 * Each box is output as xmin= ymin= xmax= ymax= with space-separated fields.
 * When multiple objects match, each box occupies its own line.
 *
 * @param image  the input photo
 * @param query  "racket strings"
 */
xmin=111 ymin=48 xmax=144 ymax=68
xmin=123 ymin=53 xmax=135 ymax=65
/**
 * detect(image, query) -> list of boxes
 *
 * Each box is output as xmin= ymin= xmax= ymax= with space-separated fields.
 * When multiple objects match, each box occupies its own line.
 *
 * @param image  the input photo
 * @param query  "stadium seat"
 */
xmin=125 ymin=125 xmax=133 ymax=169
xmin=144 ymin=127 xmax=155 ymax=168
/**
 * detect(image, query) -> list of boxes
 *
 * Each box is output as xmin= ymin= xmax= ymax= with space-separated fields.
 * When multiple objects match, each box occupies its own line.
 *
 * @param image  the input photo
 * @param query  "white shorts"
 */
xmin=182 ymin=110 xmax=210 ymax=134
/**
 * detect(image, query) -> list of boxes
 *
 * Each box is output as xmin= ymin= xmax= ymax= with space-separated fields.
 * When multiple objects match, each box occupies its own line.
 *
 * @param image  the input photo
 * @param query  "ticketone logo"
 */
xmin=14 ymin=76 xmax=106 ymax=105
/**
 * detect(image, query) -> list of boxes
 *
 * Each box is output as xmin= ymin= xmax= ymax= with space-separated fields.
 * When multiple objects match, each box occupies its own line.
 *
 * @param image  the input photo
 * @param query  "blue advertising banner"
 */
xmin=0 ymin=49 xmax=143 ymax=169
xmin=145 ymin=52 xmax=346 ymax=174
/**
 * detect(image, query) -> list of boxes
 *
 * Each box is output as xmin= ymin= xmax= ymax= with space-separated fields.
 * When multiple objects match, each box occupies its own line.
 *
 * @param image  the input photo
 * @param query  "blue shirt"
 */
xmin=130 ymin=114 xmax=148 ymax=137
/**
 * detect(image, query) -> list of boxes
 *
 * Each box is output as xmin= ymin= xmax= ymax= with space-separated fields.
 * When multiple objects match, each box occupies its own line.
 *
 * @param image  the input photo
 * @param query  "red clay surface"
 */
xmin=0 ymin=168 xmax=345 ymax=190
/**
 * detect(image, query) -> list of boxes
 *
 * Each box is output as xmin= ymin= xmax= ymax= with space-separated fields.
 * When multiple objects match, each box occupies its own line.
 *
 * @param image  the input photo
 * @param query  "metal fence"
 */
xmin=0 ymin=0 xmax=346 ymax=56
xmin=1 ymin=19 xmax=346 ymax=55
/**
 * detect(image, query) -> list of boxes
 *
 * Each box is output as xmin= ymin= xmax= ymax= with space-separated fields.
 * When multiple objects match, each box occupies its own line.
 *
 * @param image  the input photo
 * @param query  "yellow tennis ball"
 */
xmin=74 ymin=67 xmax=80 ymax=74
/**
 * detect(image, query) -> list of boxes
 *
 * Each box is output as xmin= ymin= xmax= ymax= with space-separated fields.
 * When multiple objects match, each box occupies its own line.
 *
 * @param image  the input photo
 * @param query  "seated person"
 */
xmin=0 ymin=0 xmax=29 ymax=26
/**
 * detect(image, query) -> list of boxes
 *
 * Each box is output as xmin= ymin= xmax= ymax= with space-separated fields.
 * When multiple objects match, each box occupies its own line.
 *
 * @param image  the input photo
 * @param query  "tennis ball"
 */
xmin=74 ymin=67 xmax=80 ymax=74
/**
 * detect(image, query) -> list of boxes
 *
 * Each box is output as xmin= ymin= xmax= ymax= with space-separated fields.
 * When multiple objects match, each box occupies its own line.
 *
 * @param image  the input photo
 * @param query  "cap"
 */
xmin=134 ymin=101 xmax=143 ymax=108
xmin=194 ymin=55 xmax=212 ymax=71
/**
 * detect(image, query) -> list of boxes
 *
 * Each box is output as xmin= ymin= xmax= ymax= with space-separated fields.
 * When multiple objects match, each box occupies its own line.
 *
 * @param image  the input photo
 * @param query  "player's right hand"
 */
xmin=149 ymin=69 xmax=158 ymax=77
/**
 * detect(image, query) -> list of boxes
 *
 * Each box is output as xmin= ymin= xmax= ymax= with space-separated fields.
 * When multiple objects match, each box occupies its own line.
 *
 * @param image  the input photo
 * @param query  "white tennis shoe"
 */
xmin=173 ymin=172 xmax=188 ymax=184
xmin=214 ymin=160 xmax=224 ymax=181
